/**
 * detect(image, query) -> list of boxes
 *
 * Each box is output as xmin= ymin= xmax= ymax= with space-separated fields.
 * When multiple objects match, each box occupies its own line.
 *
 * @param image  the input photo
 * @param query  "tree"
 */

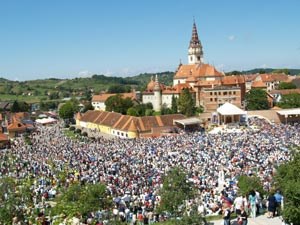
xmin=273 ymin=68 xmax=290 ymax=75
xmin=105 ymin=95 xmax=133 ymax=114
xmin=278 ymin=82 xmax=297 ymax=90
xmin=11 ymin=100 xmax=30 ymax=112
xmin=107 ymin=84 xmax=131 ymax=93
xmin=171 ymin=95 xmax=178 ymax=113
xmin=127 ymin=107 xmax=138 ymax=116
xmin=275 ymin=151 xmax=300 ymax=225
xmin=0 ymin=177 xmax=34 ymax=224
xmin=177 ymin=88 xmax=195 ymax=116
xmin=278 ymin=93 xmax=300 ymax=108
xmin=82 ymin=102 xmax=94 ymax=113
xmin=237 ymin=175 xmax=265 ymax=197
xmin=53 ymin=183 xmax=111 ymax=218
xmin=59 ymin=101 xmax=77 ymax=120
xmin=245 ymin=89 xmax=269 ymax=110
xmin=157 ymin=167 xmax=195 ymax=217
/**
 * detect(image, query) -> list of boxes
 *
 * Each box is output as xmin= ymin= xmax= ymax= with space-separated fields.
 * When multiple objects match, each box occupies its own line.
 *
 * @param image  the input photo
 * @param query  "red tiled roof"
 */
xmin=270 ymin=89 xmax=300 ymax=95
xmin=78 ymin=110 xmax=186 ymax=134
xmin=7 ymin=117 xmax=27 ymax=132
xmin=92 ymin=92 xmax=136 ymax=102
xmin=101 ymin=112 xmax=123 ymax=127
xmin=251 ymin=80 xmax=267 ymax=88
xmin=244 ymin=74 xmax=258 ymax=82
xmin=174 ymin=63 xmax=224 ymax=79
xmin=0 ymin=133 xmax=8 ymax=142
xmin=221 ymin=75 xmax=245 ymax=85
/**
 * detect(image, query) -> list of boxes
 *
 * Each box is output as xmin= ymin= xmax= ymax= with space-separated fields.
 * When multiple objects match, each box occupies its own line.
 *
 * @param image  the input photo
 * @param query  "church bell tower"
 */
xmin=188 ymin=20 xmax=204 ymax=65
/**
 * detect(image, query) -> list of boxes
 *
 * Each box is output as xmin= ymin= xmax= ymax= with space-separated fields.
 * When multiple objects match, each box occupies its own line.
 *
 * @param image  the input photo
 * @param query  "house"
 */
xmin=76 ymin=110 xmax=186 ymax=138
xmin=92 ymin=92 xmax=138 ymax=111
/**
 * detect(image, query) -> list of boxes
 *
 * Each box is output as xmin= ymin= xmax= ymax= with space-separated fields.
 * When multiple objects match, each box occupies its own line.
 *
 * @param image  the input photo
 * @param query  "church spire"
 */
xmin=188 ymin=20 xmax=204 ymax=64
xmin=189 ymin=21 xmax=200 ymax=48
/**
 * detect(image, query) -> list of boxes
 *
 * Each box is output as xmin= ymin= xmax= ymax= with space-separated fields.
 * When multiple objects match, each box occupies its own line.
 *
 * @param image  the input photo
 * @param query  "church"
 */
xmin=142 ymin=21 xmax=246 ymax=112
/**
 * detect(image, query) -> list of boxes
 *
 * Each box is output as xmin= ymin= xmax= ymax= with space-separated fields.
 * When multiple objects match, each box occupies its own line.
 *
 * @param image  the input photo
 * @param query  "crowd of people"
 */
xmin=0 ymin=117 xmax=299 ymax=224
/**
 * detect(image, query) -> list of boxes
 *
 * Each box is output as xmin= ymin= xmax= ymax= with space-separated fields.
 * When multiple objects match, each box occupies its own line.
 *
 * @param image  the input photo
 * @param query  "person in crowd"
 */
xmin=238 ymin=206 xmax=248 ymax=225
xmin=0 ymin=118 xmax=299 ymax=223
xmin=248 ymin=190 xmax=257 ymax=218
xmin=267 ymin=192 xmax=277 ymax=218
xmin=274 ymin=190 xmax=283 ymax=216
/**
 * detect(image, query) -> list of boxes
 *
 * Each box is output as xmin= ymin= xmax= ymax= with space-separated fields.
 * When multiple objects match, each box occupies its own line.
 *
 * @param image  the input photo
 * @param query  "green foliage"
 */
xmin=157 ymin=167 xmax=195 ymax=217
xmin=278 ymin=93 xmax=300 ymax=108
xmin=127 ymin=103 xmax=154 ymax=116
xmin=278 ymin=82 xmax=297 ymax=90
xmin=127 ymin=107 xmax=139 ymax=116
xmin=53 ymin=183 xmax=111 ymax=218
xmin=275 ymin=151 xmax=300 ymax=224
xmin=273 ymin=68 xmax=290 ymax=75
xmin=237 ymin=175 xmax=265 ymax=197
xmin=226 ymin=70 xmax=242 ymax=75
xmin=107 ymin=84 xmax=131 ymax=93
xmin=161 ymin=106 xmax=173 ymax=115
xmin=59 ymin=101 xmax=78 ymax=119
xmin=0 ymin=177 xmax=34 ymax=224
xmin=11 ymin=100 xmax=30 ymax=112
xmin=177 ymin=89 xmax=195 ymax=116
xmin=145 ymin=108 xmax=154 ymax=116
xmin=40 ymin=101 xmax=59 ymax=111
xmin=171 ymin=95 xmax=178 ymax=113
xmin=105 ymin=95 xmax=134 ymax=114
xmin=82 ymin=102 xmax=94 ymax=113
xmin=245 ymin=89 xmax=269 ymax=110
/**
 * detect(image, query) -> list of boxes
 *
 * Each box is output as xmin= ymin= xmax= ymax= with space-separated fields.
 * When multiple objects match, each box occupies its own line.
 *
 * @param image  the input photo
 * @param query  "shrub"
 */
xmin=75 ymin=129 xmax=81 ymax=134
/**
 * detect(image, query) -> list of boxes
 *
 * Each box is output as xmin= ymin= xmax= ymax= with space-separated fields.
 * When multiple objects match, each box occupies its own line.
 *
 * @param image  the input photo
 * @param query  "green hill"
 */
xmin=0 ymin=71 xmax=174 ymax=103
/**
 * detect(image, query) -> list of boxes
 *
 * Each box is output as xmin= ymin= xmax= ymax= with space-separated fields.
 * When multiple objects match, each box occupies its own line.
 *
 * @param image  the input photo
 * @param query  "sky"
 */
xmin=0 ymin=0 xmax=300 ymax=81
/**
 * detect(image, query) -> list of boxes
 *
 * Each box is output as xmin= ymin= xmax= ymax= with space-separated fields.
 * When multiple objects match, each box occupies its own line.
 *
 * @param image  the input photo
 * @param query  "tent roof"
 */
xmin=277 ymin=108 xmax=300 ymax=116
xmin=36 ymin=117 xmax=57 ymax=124
xmin=217 ymin=102 xmax=246 ymax=116
xmin=174 ymin=117 xmax=202 ymax=126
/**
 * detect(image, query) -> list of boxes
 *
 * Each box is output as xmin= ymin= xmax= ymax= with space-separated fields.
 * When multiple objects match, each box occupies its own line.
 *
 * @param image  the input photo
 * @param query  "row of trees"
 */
xmin=245 ymin=88 xmax=300 ymax=110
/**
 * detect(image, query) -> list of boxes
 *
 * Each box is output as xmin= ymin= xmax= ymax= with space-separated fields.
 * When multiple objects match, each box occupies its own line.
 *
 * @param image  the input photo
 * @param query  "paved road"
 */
xmin=208 ymin=214 xmax=283 ymax=225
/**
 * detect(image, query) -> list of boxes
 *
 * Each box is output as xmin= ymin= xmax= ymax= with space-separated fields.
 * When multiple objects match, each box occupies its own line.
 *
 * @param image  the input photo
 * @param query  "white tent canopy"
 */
xmin=277 ymin=108 xmax=300 ymax=117
xmin=36 ymin=117 xmax=57 ymax=124
xmin=174 ymin=117 xmax=202 ymax=126
xmin=217 ymin=102 xmax=246 ymax=116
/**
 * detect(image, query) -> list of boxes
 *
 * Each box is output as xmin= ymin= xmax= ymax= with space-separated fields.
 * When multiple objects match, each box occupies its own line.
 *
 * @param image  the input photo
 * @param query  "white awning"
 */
xmin=174 ymin=117 xmax=202 ymax=126
xmin=277 ymin=108 xmax=300 ymax=116
xmin=36 ymin=117 xmax=57 ymax=124
xmin=217 ymin=102 xmax=246 ymax=116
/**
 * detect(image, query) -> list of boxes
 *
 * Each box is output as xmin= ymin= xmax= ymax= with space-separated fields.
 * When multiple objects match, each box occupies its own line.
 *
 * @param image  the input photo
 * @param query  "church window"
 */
xmin=190 ymin=56 xmax=193 ymax=61
xmin=210 ymin=98 xmax=213 ymax=102
xmin=197 ymin=56 xmax=200 ymax=61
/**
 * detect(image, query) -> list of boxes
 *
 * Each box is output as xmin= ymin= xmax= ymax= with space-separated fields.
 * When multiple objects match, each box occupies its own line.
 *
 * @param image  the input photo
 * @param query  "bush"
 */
xmin=75 ymin=129 xmax=81 ymax=134
xmin=69 ymin=126 xmax=75 ymax=131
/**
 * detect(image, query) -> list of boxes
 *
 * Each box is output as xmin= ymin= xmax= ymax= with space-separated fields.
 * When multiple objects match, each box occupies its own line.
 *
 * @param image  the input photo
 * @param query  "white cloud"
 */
xmin=78 ymin=70 xmax=92 ymax=77
xmin=228 ymin=35 xmax=235 ymax=41
xmin=260 ymin=64 xmax=268 ymax=68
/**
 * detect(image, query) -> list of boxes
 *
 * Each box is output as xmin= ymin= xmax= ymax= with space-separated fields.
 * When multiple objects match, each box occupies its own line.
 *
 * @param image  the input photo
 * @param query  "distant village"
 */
xmin=0 ymin=21 xmax=300 ymax=142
